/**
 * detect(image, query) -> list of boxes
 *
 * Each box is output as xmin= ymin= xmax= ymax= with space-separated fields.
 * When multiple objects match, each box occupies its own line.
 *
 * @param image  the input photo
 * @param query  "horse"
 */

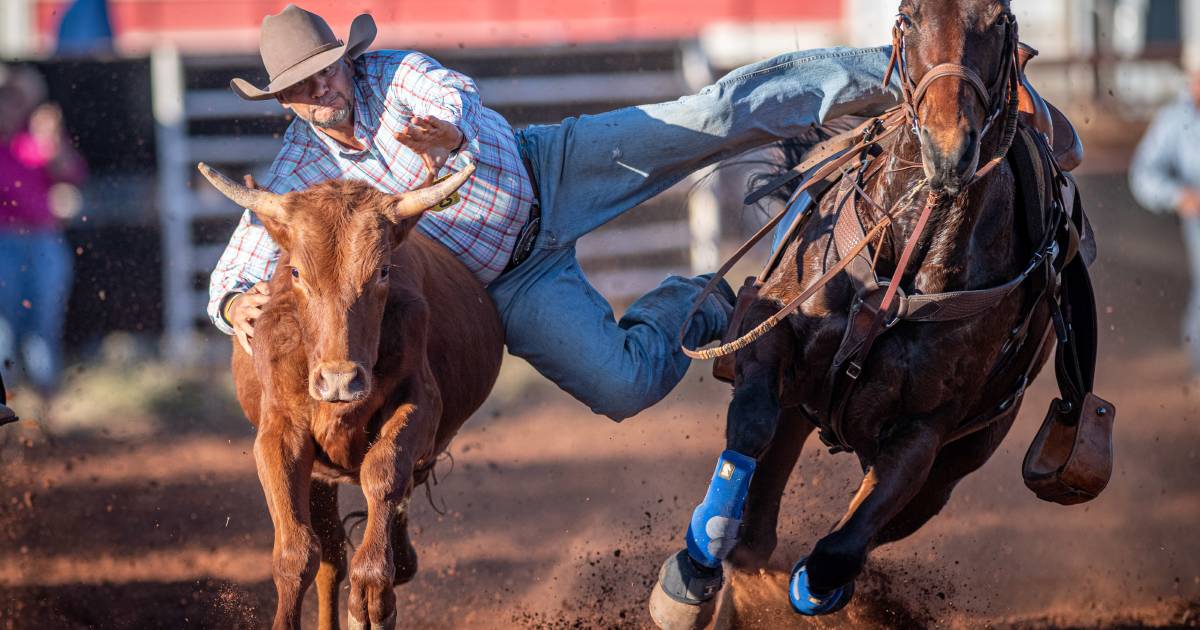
xmin=649 ymin=1 xmax=1110 ymax=626
xmin=197 ymin=163 xmax=504 ymax=630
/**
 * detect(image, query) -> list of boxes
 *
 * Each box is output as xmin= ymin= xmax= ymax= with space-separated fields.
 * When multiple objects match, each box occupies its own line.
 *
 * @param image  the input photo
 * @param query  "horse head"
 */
xmin=892 ymin=0 xmax=1017 ymax=194
xmin=198 ymin=162 xmax=474 ymax=406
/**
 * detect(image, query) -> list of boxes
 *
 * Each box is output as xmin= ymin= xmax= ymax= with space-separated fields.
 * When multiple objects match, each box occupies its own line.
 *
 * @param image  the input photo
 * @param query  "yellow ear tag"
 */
xmin=431 ymin=173 xmax=463 ymax=211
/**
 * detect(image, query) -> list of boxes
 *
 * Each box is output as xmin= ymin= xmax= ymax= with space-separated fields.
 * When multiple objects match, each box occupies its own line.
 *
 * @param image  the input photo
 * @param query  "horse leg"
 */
xmin=876 ymin=412 xmax=1015 ymax=545
xmin=729 ymin=406 xmax=815 ymax=571
xmin=789 ymin=422 xmax=941 ymax=615
xmin=255 ymin=421 xmax=320 ymax=630
xmin=650 ymin=334 xmax=790 ymax=629
xmin=311 ymin=479 xmax=347 ymax=630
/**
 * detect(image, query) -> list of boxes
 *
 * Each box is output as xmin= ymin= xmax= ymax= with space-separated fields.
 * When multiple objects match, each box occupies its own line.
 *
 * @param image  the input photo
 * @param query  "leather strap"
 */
xmin=678 ymin=116 xmax=904 ymax=359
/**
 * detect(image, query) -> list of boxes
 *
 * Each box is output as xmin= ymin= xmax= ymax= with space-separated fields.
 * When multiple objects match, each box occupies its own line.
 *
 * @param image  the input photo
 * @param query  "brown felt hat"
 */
xmin=231 ymin=4 xmax=376 ymax=101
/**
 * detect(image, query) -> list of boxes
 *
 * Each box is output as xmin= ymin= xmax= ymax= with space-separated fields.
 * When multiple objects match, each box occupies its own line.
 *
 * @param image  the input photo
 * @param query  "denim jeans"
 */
xmin=0 ymin=230 xmax=73 ymax=393
xmin=487 ymin=46 xmax=899 ymax=421
xmin=1181 ymin=217 xmax=1200 ymax=372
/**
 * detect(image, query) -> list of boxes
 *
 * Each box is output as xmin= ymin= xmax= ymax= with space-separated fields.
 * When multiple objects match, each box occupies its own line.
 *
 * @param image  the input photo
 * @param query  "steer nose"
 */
xmin=919 ymin=125 xmax=979 ymax=195
xmin=310 ymin=362 xmax=369 ymax=403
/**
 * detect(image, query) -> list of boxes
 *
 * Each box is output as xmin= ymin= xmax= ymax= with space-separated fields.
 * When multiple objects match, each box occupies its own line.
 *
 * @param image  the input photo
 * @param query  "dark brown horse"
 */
xmin=198 ymin=163 xmax=504 ymax=630
xmin=650 ymin=1 xmax=1096 ymax=626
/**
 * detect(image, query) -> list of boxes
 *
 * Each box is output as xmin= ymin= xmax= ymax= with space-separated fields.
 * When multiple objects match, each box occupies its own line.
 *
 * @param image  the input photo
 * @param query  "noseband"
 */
xmin=883 ymin=9 xmax=1021 ymax=182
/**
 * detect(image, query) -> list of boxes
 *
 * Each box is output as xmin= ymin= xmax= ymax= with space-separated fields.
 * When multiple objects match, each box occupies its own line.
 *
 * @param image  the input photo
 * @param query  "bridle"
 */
xmin=883 ymin=8 xmax=1022 ymax=183
xmin=679 ymin=7 xmax=1029 ymax=365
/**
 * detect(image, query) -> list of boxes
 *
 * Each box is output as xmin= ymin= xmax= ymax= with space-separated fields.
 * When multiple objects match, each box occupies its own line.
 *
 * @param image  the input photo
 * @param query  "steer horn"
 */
xmin=387 ymin=162 xmax=477 ymax=222
xmin=197 ymin=162 xmax=287 ymax=219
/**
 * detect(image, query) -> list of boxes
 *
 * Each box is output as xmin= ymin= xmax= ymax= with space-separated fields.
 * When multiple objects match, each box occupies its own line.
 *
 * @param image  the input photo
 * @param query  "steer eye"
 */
xmin=290 ymin=267 xmax=300 ymax=279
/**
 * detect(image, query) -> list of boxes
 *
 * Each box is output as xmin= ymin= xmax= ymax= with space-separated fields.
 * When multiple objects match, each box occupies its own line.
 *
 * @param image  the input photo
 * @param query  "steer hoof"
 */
xmin=788 ymin=557 xmax=854 ymax=616
xmin=347 ymin=609 xmax=397 ymax=630
xmin=648 ymin=549 xmax=723 ymax=630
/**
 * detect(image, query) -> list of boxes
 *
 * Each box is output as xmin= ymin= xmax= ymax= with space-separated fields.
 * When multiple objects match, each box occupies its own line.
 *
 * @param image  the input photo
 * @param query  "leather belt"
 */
xmin=504 ymin=154 xmax=542 ymax=273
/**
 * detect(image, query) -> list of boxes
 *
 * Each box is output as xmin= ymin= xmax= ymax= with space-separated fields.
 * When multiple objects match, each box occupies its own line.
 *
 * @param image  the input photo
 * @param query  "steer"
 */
xmin=198 ymin=162 xmax=503 ymax=630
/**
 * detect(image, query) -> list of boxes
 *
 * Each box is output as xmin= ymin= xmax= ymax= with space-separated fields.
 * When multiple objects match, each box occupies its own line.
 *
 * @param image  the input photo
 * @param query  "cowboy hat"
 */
xmin=231 ymin=4 xmax=377 ymax=101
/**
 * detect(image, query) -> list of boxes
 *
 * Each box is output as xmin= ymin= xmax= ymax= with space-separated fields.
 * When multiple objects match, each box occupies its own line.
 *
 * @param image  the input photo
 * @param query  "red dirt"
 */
xmin=1 ymin=174 xmax=1198 ymax=629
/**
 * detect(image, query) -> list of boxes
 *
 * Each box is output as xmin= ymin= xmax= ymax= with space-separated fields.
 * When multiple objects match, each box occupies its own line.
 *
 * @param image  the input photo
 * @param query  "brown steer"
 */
xmin=198 ymin=162 xmax=503 ymax=630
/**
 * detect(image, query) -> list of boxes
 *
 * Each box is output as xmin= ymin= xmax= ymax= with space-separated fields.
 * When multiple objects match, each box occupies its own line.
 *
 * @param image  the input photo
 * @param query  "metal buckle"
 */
xmin=845 ymin=362 xmax=863 ymax=380
xmin=875 ymin=280 xmax=908 ymax=329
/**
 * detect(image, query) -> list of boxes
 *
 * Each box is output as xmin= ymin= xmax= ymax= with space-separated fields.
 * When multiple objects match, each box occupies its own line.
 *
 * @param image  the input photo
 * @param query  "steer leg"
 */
xmin=348 ymin=396 xmax=438 ymax=630
xmin=789 ymin=422 xmax=941 ymax=615
xmin=312 ymin=479 xmax=347 ymax=630
xmin=391 ymin=508 xmax=419 ymax=586
xmin=255 ymin=420 xmax=320 ymax=630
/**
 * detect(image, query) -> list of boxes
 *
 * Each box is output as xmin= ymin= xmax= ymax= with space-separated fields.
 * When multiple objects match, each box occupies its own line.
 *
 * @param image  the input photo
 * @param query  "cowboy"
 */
xmin=209 ymin=5 xmax=901 ymax=421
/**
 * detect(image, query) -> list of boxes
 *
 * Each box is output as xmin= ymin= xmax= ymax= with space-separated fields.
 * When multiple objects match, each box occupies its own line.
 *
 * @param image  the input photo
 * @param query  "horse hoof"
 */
xmin=649 ymin=579 xmax=717 ymax=629
xmin=788 ymin=557 xmax=854 ymax=616
xmin=648 ymin=549 xmax=723 ymax=629
xmin=347 ymin=609 xmax=397 ymax=630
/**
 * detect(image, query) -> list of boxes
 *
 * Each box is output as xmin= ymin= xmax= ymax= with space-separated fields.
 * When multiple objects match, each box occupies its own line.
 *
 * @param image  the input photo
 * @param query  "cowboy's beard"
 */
xmin=310 ymin=93 xmax=351 ymax=128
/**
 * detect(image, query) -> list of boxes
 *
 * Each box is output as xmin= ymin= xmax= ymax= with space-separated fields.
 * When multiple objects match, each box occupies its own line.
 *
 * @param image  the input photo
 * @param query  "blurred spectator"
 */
xmin=0 ymin=65 xmax=87 ymax=397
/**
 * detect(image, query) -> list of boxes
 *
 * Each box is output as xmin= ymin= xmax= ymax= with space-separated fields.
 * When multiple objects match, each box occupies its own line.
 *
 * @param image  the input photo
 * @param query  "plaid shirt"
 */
xmin=207 ymin=50 xmax=533 ymax=333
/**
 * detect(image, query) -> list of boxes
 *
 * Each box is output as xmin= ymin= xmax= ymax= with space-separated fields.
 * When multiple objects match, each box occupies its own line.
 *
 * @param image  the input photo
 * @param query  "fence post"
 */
xmin=688 ymin=167 xmax=721 ymax=274
xmin=151 ymin=45 xmax=196 ymax=362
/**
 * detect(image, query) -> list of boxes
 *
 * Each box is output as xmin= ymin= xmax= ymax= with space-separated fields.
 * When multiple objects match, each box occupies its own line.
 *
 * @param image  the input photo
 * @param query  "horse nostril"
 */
xmin=956 ymin=129 xmax=979 ymax=174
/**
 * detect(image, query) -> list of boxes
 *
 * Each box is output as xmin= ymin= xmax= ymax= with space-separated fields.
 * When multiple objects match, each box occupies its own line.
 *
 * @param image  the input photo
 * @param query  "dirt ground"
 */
xmin=2 ymin=170 xmax=1199 ymax=629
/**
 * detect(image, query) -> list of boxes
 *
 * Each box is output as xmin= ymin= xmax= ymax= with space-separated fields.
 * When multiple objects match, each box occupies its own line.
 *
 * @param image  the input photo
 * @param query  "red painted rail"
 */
xmin=35 ymin=0 xmax=843 ymax=50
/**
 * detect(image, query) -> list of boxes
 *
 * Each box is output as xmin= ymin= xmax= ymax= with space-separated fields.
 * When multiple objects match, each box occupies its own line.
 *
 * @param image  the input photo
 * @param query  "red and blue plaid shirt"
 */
xmin=207 ymin=50 xmax=533 ymax=333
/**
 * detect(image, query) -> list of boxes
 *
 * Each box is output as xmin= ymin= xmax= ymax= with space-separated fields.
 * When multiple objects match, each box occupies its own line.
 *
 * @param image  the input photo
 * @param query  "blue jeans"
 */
xmin=1182 ymin=217 xmax=1200 ymax=372
xmin=487 ymin=47 xmax=899 ymax=421
xmin=0 ymin=230 xmax=73 ymax=393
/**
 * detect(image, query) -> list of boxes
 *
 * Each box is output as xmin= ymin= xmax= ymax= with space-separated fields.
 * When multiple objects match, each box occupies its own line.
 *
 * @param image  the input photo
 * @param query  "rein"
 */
xmin=680 ymin=10 xmax=1022 ymax=363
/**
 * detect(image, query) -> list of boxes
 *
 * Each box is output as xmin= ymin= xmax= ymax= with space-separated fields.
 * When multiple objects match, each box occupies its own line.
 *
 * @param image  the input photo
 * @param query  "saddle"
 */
xmin=713 ymin=45 xmax=1113 ymax=505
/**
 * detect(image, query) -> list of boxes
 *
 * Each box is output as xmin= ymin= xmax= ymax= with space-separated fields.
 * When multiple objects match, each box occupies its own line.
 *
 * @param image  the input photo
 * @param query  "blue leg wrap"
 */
xmin=788 ymin=557 xmax=855 ymax=615
xmin=685 ymin=449 xmax=756 ymax=568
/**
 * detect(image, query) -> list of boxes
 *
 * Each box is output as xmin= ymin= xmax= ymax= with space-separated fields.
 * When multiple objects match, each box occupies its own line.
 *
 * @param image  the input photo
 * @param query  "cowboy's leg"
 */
xmin=522 ymin=46 xmax=898 ymax=244
xmin=1181 ymin=216 xmax=1200 ymax=373
xmin=488 ymin=246 xmax=731 ymax=422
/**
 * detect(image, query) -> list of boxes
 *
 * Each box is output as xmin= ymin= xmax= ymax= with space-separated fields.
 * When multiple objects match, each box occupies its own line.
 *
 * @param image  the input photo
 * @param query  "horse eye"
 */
xmin=291 ymin=267 xmax=300 ymax=279
xmin=379 ymin=266 xmax=390 ymax=280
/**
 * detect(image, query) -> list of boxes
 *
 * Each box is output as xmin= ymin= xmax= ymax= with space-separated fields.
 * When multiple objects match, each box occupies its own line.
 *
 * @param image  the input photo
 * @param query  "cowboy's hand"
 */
xmin=1180 ymin=188 xmax=1200 ymax=219
xmin=395 ymin=115 xmax=463 ymax=180
xmin=229 ymin=282 xmax=271 ymax=356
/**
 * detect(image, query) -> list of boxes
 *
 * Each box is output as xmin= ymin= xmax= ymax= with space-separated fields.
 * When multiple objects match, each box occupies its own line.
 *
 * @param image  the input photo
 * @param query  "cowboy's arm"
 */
xmin=207 ymin=209 xmax=281 ymax=334
xmin=1130 ymin=102 xmax=1188 ymax=213
xmin=385 ymin=51 xmax=482 ymax=148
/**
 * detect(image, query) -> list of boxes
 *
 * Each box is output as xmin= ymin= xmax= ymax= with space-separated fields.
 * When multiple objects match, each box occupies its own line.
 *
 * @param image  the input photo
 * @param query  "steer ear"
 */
xmin=384 ymin=162 xmax=476 ymax=224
